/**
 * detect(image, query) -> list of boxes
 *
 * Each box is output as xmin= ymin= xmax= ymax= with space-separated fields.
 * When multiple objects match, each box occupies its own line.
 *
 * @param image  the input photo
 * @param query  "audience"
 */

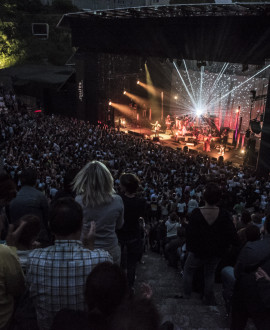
xmin=1 ymin=90 xmax=270 ymax=328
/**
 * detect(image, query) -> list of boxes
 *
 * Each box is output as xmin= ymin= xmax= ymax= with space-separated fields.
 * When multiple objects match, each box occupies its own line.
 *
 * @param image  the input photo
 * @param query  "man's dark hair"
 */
xmin=51 ymin=309 xmax=90 ymax=330
xmin=49 ymin=198 xmax=82 ymax=236
xmin=109 ymin=298 xmax=161 ymax=330
xmin=241 ymin=210 xmax=252 ymax=226
xmin=20 ymin=168 xmax=37 ymax=186
xmin=203 ymin=182 xmax=221 ymax=206
xmin=245 ymin=224 xmax=260 ymax=242
xmin=120 ymin=173 xmax=140 ymax=194
xmin=85 ymin=262 xmax=128 ymax=315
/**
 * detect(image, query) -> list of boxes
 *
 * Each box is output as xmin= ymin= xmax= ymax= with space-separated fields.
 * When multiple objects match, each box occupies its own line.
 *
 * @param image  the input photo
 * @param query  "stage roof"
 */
xmin=58 ymin=3 xmax=270 ymax=65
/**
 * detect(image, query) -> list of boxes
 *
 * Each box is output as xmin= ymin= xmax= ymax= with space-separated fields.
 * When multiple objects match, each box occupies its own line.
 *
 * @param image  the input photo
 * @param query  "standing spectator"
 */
xmin=9 ymin=168 xmax=50 ymax=244
xmin=177 ymin=197 xmax=186 ymax=219
xmin=26 ymin=198 xmax=112 ymax=330
xmin=73 ymin=160 xmax=124 ymax=264
xmin=117 ymin=173 xmax=146 ymax=289
xmin=183 ymin=183 xmax=239 ymax=305
xmin=187 ymin=196 xmax=199 ymax=215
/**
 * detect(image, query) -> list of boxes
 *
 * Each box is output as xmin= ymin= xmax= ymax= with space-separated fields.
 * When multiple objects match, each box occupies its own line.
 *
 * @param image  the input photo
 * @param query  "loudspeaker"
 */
xmin=153 ymin=137 xmax=159 ymax=142
xmin=250 ymin=120 xmax=261 ymax=134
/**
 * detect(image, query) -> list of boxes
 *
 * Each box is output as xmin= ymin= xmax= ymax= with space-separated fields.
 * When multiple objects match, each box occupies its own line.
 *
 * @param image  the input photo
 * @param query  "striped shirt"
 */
xmin=26 ymin=240 xmax=112 ymax=330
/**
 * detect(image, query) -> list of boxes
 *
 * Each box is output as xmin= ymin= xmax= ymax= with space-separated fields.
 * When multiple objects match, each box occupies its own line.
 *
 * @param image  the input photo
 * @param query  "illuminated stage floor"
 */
xmin=120 ymin=126 xmax=246 ymax=167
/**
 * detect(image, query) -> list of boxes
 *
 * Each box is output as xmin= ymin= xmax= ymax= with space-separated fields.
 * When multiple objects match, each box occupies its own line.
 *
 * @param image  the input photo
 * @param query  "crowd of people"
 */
xmin=1 ymin=87 xmax=270 ymax=329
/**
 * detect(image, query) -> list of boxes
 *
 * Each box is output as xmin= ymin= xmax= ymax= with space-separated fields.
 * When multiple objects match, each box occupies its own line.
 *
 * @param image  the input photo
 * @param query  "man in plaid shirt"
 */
xmin=26 ymin=198 xmax=112 ymax=330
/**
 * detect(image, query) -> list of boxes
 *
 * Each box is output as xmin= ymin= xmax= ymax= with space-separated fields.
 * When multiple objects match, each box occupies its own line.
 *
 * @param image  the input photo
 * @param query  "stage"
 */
xmin=120 ymin=125 xmax=246 ymax=167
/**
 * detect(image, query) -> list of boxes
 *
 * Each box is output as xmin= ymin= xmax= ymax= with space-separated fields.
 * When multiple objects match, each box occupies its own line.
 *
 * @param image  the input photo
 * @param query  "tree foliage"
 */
xmin=0 ymin=0 xmax=76 ymax=68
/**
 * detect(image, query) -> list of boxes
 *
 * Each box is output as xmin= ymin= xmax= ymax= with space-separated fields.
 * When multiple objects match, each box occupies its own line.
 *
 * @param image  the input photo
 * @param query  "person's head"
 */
xmin=63 ymin=169 xmax=79 ymax=193
xmin=245 ymin=224 xmax=261 ymax=242
xmin=20 ymin=168 xmax=37 ymax=186
xmin=120 ymin=173 xmax=140 ymax=194
xmin=49 ymin=198 xmax=82 ymax=237
xmin=203 ymin=182 xmax=221 ymax=206
xmin=251 ymin=213 xmax=262 ymax=225
xmin=85 ymin=262 xmax=128 ymax=315
xmin=0 ymin=172 xmax=16 ymax=206
xmin=169 ymin=212 xmax=178 ymax=223
xmin=240 ymin=210 xmax=252 ymax=226
xmin=109 ymin=298 xmax=160 ymax=330
xmin=73 ymin=161 xmax=114 ymax=207
xmin=51 ymin=309 xmax=90 ymax=330
xmin=15 ymin=214 xmax=41 ymax=249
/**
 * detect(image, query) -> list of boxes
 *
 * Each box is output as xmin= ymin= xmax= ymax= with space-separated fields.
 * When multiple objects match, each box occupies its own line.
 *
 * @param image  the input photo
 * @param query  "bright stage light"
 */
xmin=109 ymin=101 xmax=112 ymax=106
xmin=123 ymin=90 xmax=126 ymax=95
xmin=241 ymin=149 xmax=245 ymax=154
xmin=174 ymin=95 xmax=178 ymax=100
xmin=196 ymin=108 xmax=203 ymax=116
xmin=137 ymin=80 xmax=140 ymax=85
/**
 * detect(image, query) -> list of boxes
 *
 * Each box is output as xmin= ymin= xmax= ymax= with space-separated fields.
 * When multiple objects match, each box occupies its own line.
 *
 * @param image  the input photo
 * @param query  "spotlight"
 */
xmin=109 ymin=101 xmax=112 ymax=106
xmin=123 ymin=90 xmax=126 ymax=95
xmin=174 ymin=96 xmax=178 ymax=100
xmin=196 ymin=109 xmax=203 ymax=116
xmin=137 ymin=80 xmax=140 ymax=85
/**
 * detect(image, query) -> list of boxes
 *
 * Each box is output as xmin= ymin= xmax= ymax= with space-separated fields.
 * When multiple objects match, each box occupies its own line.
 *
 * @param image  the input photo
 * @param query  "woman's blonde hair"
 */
xmin=73 ymin=160 xmax=115 ymax=207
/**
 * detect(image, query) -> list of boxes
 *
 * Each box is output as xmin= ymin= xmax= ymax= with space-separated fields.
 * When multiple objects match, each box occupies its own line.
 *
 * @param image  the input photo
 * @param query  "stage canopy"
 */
xmin=58 ymin=3 xmax=270 ymax=65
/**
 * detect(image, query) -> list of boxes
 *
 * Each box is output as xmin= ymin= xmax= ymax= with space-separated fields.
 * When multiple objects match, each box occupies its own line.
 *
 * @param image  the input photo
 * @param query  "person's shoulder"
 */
xmin=86 ymin=248 xmax=113 ymax=261
xmin=28 ymin=246 xmax=53 ymax=259
xmin=113 ymin=194 xmax=124 ymax=204
xmin=0 ymin=244 xmax=17 ymax=258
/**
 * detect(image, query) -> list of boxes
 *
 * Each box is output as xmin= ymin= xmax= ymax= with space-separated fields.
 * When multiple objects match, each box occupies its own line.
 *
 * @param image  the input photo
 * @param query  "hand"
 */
xmin=256 ymin=267 xmax=270 ymax=282
xmin=140 ymin=282 xmax=153 ymax=299
xmin=6 ymin=221 xmax=27 ymax=247
xmin=83 ymin=221 xmax=96 ymax=250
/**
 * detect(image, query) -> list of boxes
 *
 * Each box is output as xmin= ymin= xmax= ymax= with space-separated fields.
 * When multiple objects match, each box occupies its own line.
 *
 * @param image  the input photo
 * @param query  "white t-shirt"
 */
xmin=177 ymin=202 xmax=186 ymax=213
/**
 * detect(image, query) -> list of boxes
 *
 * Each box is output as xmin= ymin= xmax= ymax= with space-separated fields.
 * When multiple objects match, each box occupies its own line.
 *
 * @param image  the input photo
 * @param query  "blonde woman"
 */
xmin=73 ymin=161 xmax=124 ymax=264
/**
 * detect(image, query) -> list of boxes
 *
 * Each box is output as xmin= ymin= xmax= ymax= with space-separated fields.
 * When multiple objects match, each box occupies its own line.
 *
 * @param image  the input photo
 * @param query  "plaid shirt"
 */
xmin=26 ymin=240 xmax=112 ymax=330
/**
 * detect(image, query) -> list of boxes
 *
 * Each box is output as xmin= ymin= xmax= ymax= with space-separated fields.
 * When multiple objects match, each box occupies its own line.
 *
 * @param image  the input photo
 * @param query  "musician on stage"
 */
xmin=152 ymin=120 xmax=161 ymax=137
xmin=165 ymin=115 xmax=171 ymax=130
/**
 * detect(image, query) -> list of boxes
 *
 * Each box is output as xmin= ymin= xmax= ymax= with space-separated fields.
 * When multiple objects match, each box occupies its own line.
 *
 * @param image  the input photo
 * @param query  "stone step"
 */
xmin=135 ymin=251 xmax=256 ymax=329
